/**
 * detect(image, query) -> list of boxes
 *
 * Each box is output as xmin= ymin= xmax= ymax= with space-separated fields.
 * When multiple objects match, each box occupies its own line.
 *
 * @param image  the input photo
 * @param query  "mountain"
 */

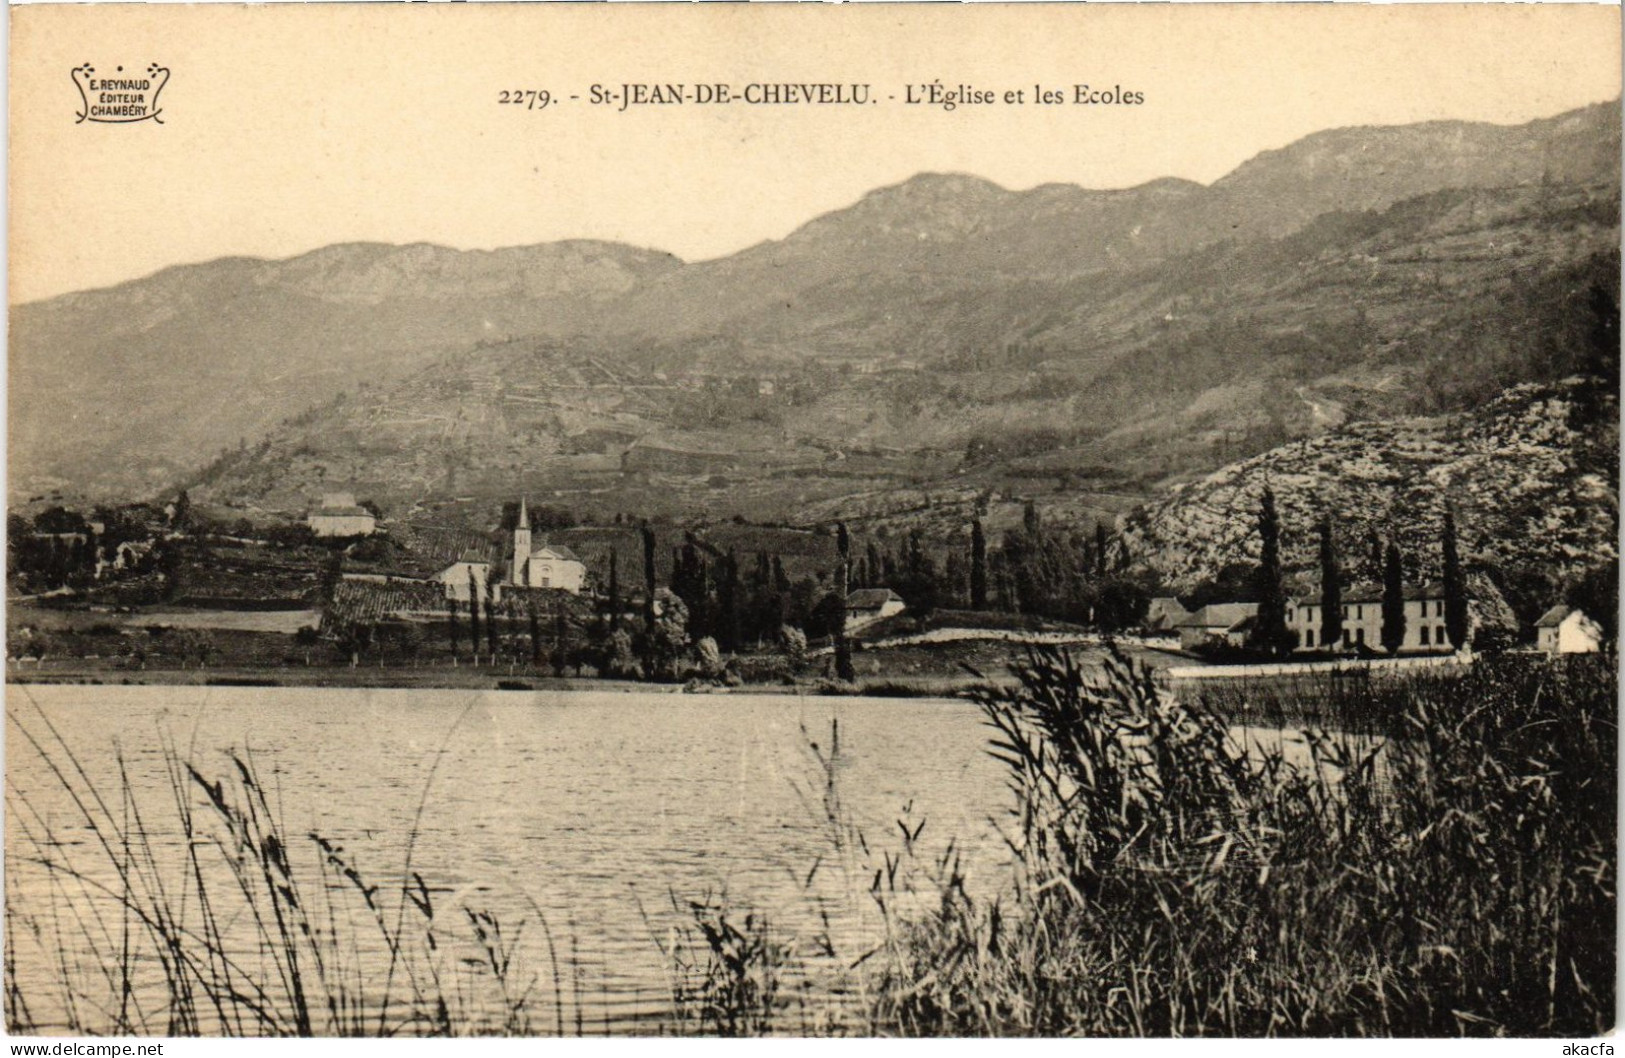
xmin=9 ymin=241 xmax=679 ymax=498
xmin=8 ymin=99 xmax=1619 ymax=507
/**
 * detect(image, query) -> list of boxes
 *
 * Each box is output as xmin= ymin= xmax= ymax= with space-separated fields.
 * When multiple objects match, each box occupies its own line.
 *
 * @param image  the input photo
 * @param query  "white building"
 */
xmin=845 ymin=588 xmax=906 ymax=631
xmin=435 ymin=552 xmax=494 ymax=603
xmin=1288 ymin=584 xmax=1456 ymax=653
xmin=1535 ymin=605 xmax=1603 ymax=655
xmin=307 ymin=492 xmax=377 ymax=538
xmin=510 ymin=500 xmax=586 ymax=594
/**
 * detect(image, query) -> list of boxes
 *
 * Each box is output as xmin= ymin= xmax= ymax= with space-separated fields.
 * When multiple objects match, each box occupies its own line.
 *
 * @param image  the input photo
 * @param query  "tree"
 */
xmin=833 ymin=522 xmax=855 ymax=682
xmin=447 ymin=599 xmax=461 ymax=657
xmin=171 ymin=489 xmax=192 ymax=532
xmin=554 ymin=609 xmax=569 ymax=676
xmin=970 ymin=518 xmax=989 ymax=610
xmin=485 ymin=580 xmax=500 ymax=657
xmin=1381 ymin=542 xmax=1407 ymax=655
xmin=467 ymin=571 xmax=482 ymax=654
xmin=780 ymin=625 xmax=809 ymax=674
xmin=644 ymin=588 xmax=690 ymax=682
xmin=606 ymin=548 xmax=620 ymax=629
xmin=528 ymin=600 xmax=543 ymax=666
xmin=1248 ymin=486 xmax=1292 ymax=657
xmin=1441 ymin=508 xmax=1469 ymax=649
xmin=1318 ymin=517 xmax=1343 ymax=649
xmin=641 ymin=523 xmax=657 ymax=636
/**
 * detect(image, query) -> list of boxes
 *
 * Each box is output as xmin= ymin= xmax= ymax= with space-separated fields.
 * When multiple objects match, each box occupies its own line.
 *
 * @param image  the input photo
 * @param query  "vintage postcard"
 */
xmin=5 ymin=2 xmax=1620 ymax=1043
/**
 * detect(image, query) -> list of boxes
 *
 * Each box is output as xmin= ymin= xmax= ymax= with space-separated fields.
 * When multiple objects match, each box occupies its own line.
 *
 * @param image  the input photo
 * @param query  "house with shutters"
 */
xmin=1286 ymin=583 xmax=1456 ymax=653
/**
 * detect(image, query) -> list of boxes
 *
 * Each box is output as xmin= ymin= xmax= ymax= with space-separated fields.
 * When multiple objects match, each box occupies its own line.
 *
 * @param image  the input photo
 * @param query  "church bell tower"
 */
xmin=512 ymin=498 xmax=531 ymax=586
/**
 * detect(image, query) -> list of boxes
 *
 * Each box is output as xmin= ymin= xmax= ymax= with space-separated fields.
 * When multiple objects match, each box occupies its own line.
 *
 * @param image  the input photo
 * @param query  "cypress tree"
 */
xmin=717 ymin=548 xmax=740 ymax=653
xmin=607 ymin=548 xmax=620 ymax=629
xmin=970 ymin=518 xmax=989 ymax=610
xmin=554 ymin=609 xmax=569 ymax=676
xmin=1094 ymin=522 xmax=1109 ymax=579
xmin=1381 ymin=542 xmax=1408 ymax=655
xmin=467 ymin=570 xmax=482 ymax=652
xmin=1442 ymin=508 xmax=1469 ymax=649
xmin=485 ymin=581 xmax=499 ymax=657
xmin=641 ymin=523 xmax=657 ymax=634
xmin=1319 ymin=517 xmax=1343 ymax=649
xmin=528 ymin=600 xmax=542 ymax=666
xmin=448 ymin=598 xmax=461 ymax=657
xmin=1249 ymin=486 xmax=1292 ymax=657
xmin=834 ymin=522 xmax=855 ymax=682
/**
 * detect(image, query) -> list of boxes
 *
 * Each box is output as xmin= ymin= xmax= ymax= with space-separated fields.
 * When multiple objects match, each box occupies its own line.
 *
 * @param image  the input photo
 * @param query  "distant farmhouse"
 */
xmin=846 ymin=588 xmax=906 ymax=632
xmin=1175 ymin=603 xmax=1258 ymax=651
xmin=1145 ymin=597 xmax=1193 ymax=633
xmin=1535 ymin=605 xmax=1603 ymax=655
xmin=434 ymin=551 xmax=495 ymax=602
xmin=307 ymin=492 xmax=377 ymax=537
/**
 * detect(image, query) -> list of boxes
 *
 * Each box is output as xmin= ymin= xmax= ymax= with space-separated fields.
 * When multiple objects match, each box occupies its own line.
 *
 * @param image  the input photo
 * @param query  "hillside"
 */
xmin=1117 ymin=378 xmax=1619 ymax=622
xmin=177 ymin=176 xmax=1619 ymax=538
xmin=9 ymin=99 xmax=1618 ymax=506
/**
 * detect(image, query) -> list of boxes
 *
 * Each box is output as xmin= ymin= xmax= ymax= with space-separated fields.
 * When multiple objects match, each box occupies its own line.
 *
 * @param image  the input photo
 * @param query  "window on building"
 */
xmin=1357 ymin=605 xmax=1363 ymax=620
xmin=1356 ymin=628 xmax=1365 ymax=644
xmin=1343 ymin=629 xmax=1351 ymax=646
xmin=541 ymin=577 xmax=551 ymax=588
xmin=1420 ymin=627 xmax=1430 ymax=646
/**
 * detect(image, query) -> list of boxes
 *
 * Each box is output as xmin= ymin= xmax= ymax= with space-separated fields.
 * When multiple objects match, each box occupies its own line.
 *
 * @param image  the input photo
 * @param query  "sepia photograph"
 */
xmin=5 ymin=2 xmax=1620 ymax=1040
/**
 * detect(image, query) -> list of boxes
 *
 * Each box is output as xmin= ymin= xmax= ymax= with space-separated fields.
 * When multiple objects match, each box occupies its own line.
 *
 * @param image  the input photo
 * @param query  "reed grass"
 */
xmin=3 ymin=697 xmax=574 ymax=1036
xmin=859 ymin=646 xmax=1617 ymax=1036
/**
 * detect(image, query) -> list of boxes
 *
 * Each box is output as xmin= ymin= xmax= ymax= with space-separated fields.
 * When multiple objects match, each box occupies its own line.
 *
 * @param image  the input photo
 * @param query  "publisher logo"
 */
xmin=71 ymin=62 xmax=168 ymax=124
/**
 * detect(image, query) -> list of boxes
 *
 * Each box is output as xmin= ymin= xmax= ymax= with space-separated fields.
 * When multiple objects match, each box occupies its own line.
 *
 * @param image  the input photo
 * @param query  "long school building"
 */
xmin=1288 ymin=583 xmax=1456 ymax=654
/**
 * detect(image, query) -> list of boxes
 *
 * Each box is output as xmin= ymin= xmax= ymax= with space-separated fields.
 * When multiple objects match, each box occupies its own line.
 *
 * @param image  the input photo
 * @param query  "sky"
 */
xmin=8 ymin=3 xmax=1621 ymax=303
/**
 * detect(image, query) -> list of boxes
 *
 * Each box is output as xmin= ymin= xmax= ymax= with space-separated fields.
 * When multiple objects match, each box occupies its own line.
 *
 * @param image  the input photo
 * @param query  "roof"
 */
xmin=1535 ymin=604 xmax=1576 ymax=629
xmin=453 ymin=550 xmax=491 ymax=565
xmin=1341 ymin=582 xmax=1448 ymax=604
xmin=1176 ymin=603 xmax=1258 ymax=629
xmin=531 ymin=544 xmax=582 ymax=563
xmin=847 ymin=588 xmax=903 ymax=609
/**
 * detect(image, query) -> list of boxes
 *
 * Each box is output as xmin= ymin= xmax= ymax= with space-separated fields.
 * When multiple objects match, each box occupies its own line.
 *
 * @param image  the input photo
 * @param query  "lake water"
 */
xmin=5 ymin=685 xmax=1028 ymax=1035
xmin=5 ymin=683 xmax=1319 ymax=1036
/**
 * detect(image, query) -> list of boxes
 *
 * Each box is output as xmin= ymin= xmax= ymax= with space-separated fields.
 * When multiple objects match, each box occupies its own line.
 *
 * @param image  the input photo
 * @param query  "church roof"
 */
xmin=531 ymin=544 xmax=582 ymax=563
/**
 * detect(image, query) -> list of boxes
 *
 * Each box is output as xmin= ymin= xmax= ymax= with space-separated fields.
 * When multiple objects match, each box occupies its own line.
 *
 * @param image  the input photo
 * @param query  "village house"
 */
xmin=510 ymin=500 xmax=586 ymax=594
xmin=434 ymin=551 xmax=494 ymax=603
xmin=307 ymin=492 xmax=377 ymax=538
xmin=1287 ymin=583 xmax=1455 ymax=653
xmin=1534 ymin=605 xmax=1603 ymax=654
xmin=1174 ymin=603 xmax=1258 ymax=651
xmin=846 ymin=588 xmax=906 ymax=631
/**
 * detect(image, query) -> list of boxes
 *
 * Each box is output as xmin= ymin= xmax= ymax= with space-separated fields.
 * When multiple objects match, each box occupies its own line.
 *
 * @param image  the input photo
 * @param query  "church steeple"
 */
xmin=512 ymin=498 xmax=532 ymax=586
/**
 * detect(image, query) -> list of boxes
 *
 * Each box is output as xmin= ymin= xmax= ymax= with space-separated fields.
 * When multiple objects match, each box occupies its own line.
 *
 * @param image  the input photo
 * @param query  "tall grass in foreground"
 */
xmin=4 ymin=701 xmax=565 ymax=1036
xmin=863 ymin=647 xmax=1616 ymax=1036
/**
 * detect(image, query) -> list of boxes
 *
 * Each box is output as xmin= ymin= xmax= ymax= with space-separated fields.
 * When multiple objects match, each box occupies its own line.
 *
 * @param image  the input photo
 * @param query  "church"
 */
xmin=510 ymin=499 xmax=587 ymax=594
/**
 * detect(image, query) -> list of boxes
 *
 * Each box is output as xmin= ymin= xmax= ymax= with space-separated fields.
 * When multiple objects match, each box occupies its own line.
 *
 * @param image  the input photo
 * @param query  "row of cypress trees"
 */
xmin=1250 ymin=486 xmax=1470 ymax=657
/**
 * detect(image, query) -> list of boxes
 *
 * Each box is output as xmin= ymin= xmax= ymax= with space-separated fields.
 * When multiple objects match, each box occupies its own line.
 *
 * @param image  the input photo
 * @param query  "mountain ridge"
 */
xmin=9 ymin=98 xmax=1619 ymax=505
